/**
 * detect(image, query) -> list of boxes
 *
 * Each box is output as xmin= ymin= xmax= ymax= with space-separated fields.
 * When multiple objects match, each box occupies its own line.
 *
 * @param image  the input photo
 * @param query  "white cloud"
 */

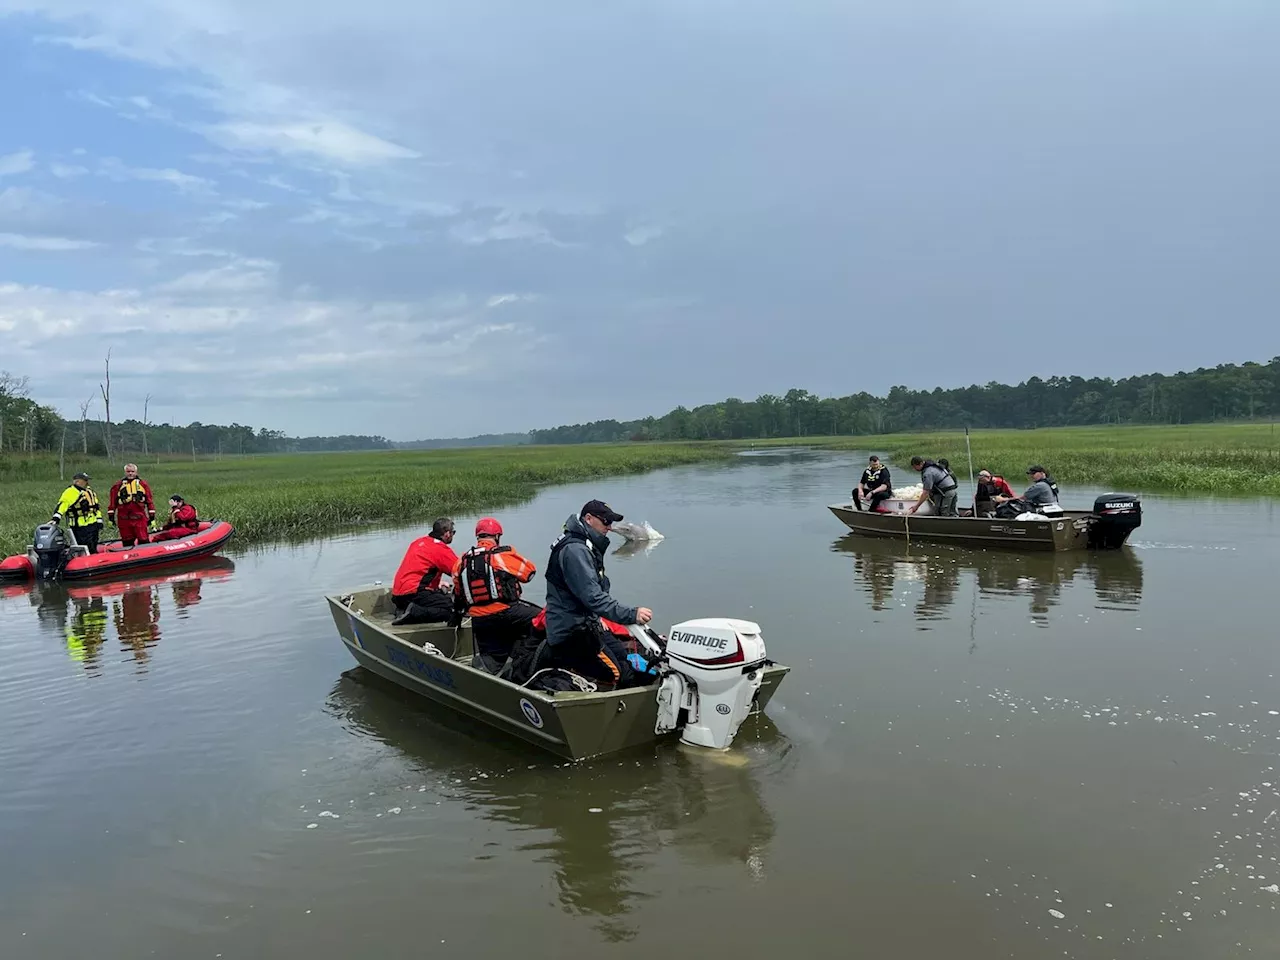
xmin=486 ymin=293 xmax=539 ymax=308
xmin=0 ymin=232 xmax=99 ymax=251
xmin=0 ymin=271 xmax=540 ymax=428
xmin=450 ymin=211 xmax=571 ymax=247
xmin=135 ymin=237 xmax=237 ymax=259
xmin=624 ymin=224 xmax=664 ymax=246
xmin=155 ymin=258 xmax=279 ymax=295
xmin=97 ymin=157 xmax=215 ymax=194
xmin=206 ymin=119 xmax=420 ymax=166
xmin=49 ymin=162 xmax=89 ymax=178
xmin=261 ymin=175 xmax=305 ymax=194
xmin=0 ymin=151 xmax=35 ymax=177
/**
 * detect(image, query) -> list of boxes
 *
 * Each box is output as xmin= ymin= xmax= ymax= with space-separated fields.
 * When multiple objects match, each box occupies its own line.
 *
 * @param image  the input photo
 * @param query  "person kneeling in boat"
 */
xmin=150 ymin=495 xmax=200 ymax=541
xmin=991 ymin=464 xmax=1059 ymax=517
xmin=539 ymin=500 xmax=653 ymax=690
xmin=51 ymin=471 xmax=104 ymax=554
xmin=854 ymin=455 xmax=893 ymax=512
xmin=974 ymin=469 xmax=1016 ymax=518
xmin=452 ymin=517 xmax=540 ymax=674
xmin=109 ymin=463 xmax=156 ymax=547
xmin=390 ymin=517 xmax=459 ymax=625
xmin=908 ymin=457 xmax=958 ymax=516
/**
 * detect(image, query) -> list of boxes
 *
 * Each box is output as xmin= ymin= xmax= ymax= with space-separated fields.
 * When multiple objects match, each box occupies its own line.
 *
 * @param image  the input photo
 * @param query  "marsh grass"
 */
xmin=0 ymin=443 xmax=733 ymax=557
xmin=6 ymin=423 xmax=1276 ymax=556
xmin=738 ymin=423 xmax=1280 ymax=496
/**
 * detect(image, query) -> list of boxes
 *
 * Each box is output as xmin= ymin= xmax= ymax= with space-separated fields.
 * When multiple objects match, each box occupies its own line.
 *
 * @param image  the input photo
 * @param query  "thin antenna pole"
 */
xmin=965 ymin=426 xmax=976 ymax=515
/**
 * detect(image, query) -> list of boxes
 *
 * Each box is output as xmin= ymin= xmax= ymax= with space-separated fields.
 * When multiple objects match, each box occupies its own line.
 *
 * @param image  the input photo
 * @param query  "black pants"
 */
xmin=471 ymin=599 xmax=541 ymax=670
xmin=390 ymin=589 xmax=454 ymax=625
xmin=72 ymin=522 xmax=102 ymax=555
xmin=543 ymin=620 xmax=637 ymax=690
xmin=854 ymin=489 xmax=892 ymax=511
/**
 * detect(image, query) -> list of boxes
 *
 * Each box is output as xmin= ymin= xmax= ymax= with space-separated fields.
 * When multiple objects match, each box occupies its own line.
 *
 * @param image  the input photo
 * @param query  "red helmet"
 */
xmin=475 ymin=517 xmax=503 ymax=537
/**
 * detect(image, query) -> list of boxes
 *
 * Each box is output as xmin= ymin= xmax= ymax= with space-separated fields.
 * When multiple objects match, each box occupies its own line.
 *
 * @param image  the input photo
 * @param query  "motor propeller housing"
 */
xmin=653 ymin=617 xmax=768 ymax=750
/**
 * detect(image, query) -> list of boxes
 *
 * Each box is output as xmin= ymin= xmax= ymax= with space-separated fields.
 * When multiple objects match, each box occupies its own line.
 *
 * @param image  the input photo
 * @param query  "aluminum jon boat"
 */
xmin=828 ymin=493 xmax=1143 ymax=552
xmin=325 ymin=585 xmax=791 ymax=761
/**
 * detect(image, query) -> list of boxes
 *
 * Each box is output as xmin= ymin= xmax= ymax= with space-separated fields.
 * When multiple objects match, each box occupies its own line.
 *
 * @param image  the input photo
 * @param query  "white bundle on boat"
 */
xmin=1015 ymin=512 xmax=1051 ymax=522
xmin=611 ymin=520 xmax=665 ymax=542
xmin=891 ymin=483 xmax=924 ymax=500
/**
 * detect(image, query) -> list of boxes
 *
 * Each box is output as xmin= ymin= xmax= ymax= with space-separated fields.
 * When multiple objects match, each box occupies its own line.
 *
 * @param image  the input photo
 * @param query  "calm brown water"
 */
xmin=1 ymin=449 xmax=1278 ymax=958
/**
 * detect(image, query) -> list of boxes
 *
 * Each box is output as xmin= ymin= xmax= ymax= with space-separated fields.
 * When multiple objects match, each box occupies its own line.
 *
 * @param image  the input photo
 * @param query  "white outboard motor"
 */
xmin=646 ymin=617 xmax=768 ymax=750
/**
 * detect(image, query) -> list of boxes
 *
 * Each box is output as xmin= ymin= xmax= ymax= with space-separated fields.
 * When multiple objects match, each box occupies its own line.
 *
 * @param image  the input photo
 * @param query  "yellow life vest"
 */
xmin=119 ymin=478 xmax=148 ymax=504
xmin=59 ymin=485 xmax=102 ymax=526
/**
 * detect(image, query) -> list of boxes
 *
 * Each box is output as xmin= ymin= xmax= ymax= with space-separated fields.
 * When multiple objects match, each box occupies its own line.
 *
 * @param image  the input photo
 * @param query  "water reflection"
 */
xmin=326 ymin=669 xmax=792 ymax=940
xmin=610 ymin=537 xmax=664 ymax=560
xmin=832 ymin=535 xmax=1143 ymax=625
xmin=11 ymin=557 xmax=236 ymax=670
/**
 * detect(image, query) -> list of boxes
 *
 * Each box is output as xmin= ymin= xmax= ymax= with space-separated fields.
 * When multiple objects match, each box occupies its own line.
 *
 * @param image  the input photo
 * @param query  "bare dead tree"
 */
xmin=141 ymin=393 xmax=153 ymax=457
xmin=79 ymin=396 xmax=93 ymax=455
xmin=99 ymin=348 xmax=114 ymax=463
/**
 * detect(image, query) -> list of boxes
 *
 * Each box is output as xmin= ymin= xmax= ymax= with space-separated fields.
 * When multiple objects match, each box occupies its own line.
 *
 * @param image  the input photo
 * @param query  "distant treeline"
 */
xmin=0 ymin=372 xmax=395 ymax=458
xmin=392 ymin=433 xmax=532 ymax=450
xmin=530 ymin=357 xmax=1280 ymax=444
xmin=4 ymin=357 xmax=1278 ymax=458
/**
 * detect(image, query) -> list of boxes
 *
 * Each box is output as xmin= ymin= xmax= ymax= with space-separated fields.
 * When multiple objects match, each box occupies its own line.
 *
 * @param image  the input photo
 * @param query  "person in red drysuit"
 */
xmin=108 ymin=463 xmax=156 ymax=547
xmin=390 ymin=517 xmax=459 ymax=625
xmin=150 ymin=495 xmax=200 ymax=542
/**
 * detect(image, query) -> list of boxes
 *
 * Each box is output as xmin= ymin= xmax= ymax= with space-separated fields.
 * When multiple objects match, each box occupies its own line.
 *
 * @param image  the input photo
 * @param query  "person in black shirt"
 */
xmin=854 ymin=455 xmax=893 ymax=511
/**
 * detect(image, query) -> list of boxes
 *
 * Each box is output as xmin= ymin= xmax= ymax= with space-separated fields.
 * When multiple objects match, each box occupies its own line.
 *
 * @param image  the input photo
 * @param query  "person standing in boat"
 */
xmin=390 ymin=517 xmax=459 ymax=625
xmin=51 ymin=471 xmax=104 ymax=554
xmin=452 ymin=517 xmax=540 ymax=673
xmin=908 ymin=457 xmax=958 ymax=516
xmin=108 ymin=463 xmax=156 ymax=547
xmin=854 ymin=455 xmax=893 ymax=512
xmin=539 ymin=499 xmax=652 ymax=689
xmin=150 ymin=495 xmax=200 ymax=541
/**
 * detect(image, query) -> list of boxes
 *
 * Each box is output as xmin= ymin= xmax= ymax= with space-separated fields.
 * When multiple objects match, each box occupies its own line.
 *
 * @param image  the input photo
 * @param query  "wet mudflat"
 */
xmin=1 ymin=449 xmax=1277 ymax=958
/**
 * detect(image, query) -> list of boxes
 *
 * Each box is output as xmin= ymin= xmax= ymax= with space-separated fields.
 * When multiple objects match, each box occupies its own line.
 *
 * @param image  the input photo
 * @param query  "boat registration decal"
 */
xmin=348 ymin=614 xmax=366 ymax=649
xmin=384 ymin=644 xmax=457 ymax=689
xmin=519 ymin=698 xmax=544 ymax=729
xmin=1057 ymin=522 xmax=1065 ymax=531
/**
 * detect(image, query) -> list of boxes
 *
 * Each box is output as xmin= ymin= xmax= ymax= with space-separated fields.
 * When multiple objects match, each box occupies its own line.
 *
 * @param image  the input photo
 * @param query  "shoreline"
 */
xmin=0 ymin=443 xmax=734 ymax=559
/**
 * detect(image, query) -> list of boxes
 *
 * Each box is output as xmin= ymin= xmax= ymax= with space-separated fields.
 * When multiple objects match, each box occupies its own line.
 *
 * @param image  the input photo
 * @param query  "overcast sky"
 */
xmin=1 ymin=1 xmax=1277 ymax=440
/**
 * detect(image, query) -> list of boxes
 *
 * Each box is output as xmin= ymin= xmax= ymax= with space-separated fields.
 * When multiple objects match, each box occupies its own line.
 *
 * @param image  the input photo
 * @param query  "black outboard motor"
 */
xmin=1088 ymin=494 xmax=1142 ymax=549
xmin=31 ymin=522 xmax=72 ymax=580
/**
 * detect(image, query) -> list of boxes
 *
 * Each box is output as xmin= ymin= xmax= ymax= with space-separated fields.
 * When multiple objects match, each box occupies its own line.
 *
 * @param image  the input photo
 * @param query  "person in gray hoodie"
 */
xmin=541 ymin=499 xmax=653 ymax=688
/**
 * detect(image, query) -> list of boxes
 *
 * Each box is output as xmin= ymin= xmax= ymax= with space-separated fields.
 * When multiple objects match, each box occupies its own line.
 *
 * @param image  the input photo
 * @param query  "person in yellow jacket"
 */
xmin=52 ymin=471 xmax=104 ymax=554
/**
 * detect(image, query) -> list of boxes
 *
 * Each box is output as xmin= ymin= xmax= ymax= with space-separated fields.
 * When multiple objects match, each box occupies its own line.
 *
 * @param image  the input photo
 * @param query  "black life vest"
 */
xmin=922 ymin=460 xmax=957 ymax=493
xmin=545 ymin=529 xmax=603 ymax=594
xmin=118 ymin=478 xmax=148 ymax=504
xmin=1044 ymin=474 xmax=1060 ymax=501
xmin=862 ymin=466 xmax=888 ymax=489
xmin=459 ymin=544 xmax=522 ymax=607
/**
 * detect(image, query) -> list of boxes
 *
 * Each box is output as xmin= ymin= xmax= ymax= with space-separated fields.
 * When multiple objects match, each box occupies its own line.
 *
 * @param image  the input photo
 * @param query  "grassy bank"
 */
xmin=737 ymin=423 xmax=1280 ymax=496
xmin=0 ymin=443 xmax=733 ymax=557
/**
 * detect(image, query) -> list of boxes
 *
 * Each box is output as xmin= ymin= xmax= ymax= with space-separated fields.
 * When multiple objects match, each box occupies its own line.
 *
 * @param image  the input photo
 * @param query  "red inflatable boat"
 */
xmin=0 ymin=520 xmax=236 ymax=582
